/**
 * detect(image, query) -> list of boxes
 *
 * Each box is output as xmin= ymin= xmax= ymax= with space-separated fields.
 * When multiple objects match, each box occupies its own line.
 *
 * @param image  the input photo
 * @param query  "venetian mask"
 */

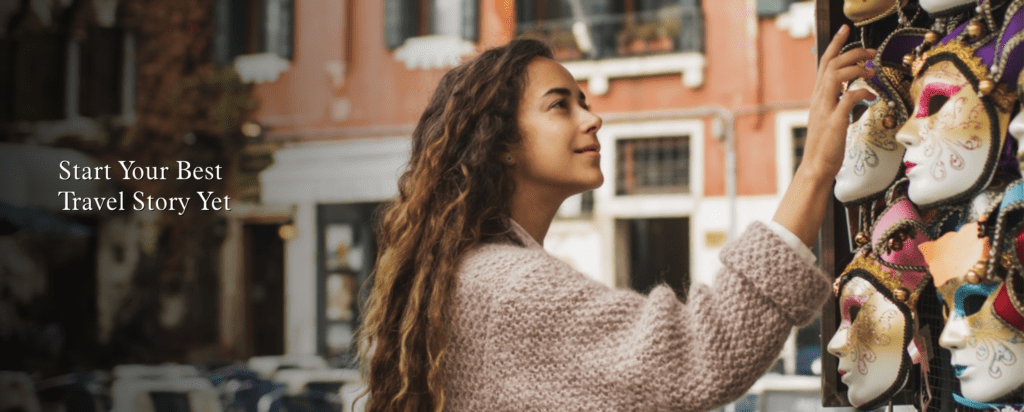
xmin=922 ymin=221 xmax=1024 ymax=405
xmin=836 ymin=79 xmax=907 ymax=204
xmin=895 ymin=41 xmax=1014 ymax=208
xmin=836 ymin=29 xmax=921 ymax=204
xmin=1012 ymin=73 xmax=1023 ymax=142
xmin=919 ymin=0 xmax=974 ymax=15
xmin=828 ymin=196 xmax=930 ymax=410
xmin=936 ymin=277 xmax=1024 ymax=403
xmin=845 ymin=0 xmax=908 ymax=26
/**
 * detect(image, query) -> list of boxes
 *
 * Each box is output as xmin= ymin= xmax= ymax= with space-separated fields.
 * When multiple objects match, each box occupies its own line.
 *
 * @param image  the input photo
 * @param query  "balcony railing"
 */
xmin=517 ymin=2 xmax=704 ymax=61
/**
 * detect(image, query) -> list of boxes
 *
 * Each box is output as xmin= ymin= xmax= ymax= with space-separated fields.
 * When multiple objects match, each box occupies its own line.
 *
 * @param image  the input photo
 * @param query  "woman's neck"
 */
xmin=509 ymin=184 xmax=567 ymax=247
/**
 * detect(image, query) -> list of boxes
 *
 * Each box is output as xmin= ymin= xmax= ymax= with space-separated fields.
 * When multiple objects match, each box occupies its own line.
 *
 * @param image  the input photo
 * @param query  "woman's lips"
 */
xmin=904 ymin=161 xmax=916 ymax=173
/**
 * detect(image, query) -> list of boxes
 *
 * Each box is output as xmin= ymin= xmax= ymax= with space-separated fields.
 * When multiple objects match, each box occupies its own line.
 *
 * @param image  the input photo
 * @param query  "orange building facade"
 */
xmin=223 ymin=0 xmax=825 ymax=385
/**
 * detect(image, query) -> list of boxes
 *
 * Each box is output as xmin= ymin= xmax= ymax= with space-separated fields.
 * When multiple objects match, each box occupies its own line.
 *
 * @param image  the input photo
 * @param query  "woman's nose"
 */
xmin=938 ymin=315 xmax=970 ymax=350
xmin=580 ymin=110 xmax=601 ymax=135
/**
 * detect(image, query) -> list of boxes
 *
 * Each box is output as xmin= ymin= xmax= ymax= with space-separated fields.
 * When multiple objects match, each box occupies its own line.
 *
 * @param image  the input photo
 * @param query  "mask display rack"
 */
xmin=818 ymin=0 xmax=1024 ymax=410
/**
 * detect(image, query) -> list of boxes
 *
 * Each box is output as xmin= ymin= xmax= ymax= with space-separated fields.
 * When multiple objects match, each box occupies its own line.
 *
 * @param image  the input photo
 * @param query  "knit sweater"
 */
xmin=443 ymin=221 xmax=831 ymax=411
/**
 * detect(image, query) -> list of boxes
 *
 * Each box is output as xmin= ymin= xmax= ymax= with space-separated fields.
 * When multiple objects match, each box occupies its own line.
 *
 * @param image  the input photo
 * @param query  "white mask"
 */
xmin=937 ymin=278 xmax=1024 ymax=403
xmin=1012 ymin=109 xmax=1024 ymax=142
xmin=919 ymin=0 xmax=974 ymax=14
xmin=835 ymin=79 xmax=907 ymax=204
xmin=896 ymin=53 xmax=1011 ymax=208
xmin=828 ymin=276 xmax=912 ymax=408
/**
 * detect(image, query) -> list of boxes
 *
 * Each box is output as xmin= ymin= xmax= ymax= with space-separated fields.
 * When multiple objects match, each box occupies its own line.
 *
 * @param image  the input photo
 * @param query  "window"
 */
xmin=1 ymin=13 xmax=134 ymax=124
xmin=384 ymin=0 xmax=479 ymax=49
xmin=8 ymin=32 xmax=67 ymax=122
xmin=791 ymin=126 xmax=808 ymax=175
xmin=516 ymin=0 xmax=703 ymax=60
xmin=215 ymin=0 xmax=294 ymax=64
xmin=615 ymin=136 xmax=690 ymax=195
xmin=774 ymin=111 xmax=809 ymax=193
xmin=79 ymin=26 xmax=125 ymax=117
xmin=757 ymin=0 xmax=801 ymax=16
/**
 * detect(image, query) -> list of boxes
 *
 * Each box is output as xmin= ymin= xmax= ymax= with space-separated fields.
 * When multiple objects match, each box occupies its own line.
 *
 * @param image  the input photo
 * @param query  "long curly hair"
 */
xmin=357 ymin=39 xmax=554 ymax=412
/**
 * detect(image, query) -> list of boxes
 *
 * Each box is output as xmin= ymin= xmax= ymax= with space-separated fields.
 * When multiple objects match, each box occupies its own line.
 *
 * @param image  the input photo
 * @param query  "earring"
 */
xmin=506 ymin=155 xmax=513 ymax=163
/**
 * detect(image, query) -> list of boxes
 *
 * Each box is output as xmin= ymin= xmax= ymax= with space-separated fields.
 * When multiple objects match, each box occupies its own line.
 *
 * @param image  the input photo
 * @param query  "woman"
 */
xmin=359 ymin=25 xmax=876 ymax=411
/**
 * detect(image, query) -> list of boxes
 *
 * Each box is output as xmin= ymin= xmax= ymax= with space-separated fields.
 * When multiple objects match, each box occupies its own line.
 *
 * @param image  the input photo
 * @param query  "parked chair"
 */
xmin=111 ymin=376 xmax=221 ymax=412
xmin=247 ymin=356 xmax=327 ymax=380
xmin=114 ymin=364 xmax=200 ymax=381
xmin=35 ymin=371 xmax=111 ymax=412
xmin=207 ymin=365 xmax=283 ymax=412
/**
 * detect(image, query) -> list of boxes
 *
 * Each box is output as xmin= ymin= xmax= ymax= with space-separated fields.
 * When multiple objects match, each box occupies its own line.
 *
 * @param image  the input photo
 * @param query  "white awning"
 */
xmin=0 ymin=142 xmax=109 ymax=212
xmin=260 ymin=137 xmax=411 ymax=205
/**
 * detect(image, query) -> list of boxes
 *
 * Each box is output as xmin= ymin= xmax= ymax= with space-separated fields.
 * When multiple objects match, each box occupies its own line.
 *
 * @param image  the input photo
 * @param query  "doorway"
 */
xmin=620 ymin=217 xmax=690 ymax=301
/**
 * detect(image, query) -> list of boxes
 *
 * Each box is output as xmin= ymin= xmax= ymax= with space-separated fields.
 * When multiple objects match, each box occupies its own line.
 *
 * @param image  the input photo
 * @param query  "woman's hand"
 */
xmin=773 ymin=25 xmax=877 ymax=248
xmin=802 ymin=25 xmax=877 ymax=181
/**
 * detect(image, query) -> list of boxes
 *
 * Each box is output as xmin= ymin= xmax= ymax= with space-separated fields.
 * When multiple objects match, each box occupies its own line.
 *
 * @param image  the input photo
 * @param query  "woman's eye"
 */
xmin=941 ymin=300 xmax=950 ymax=320
xmin=963 ymin=294 xmax=986 ymax=316
xmin=552 ymin=100 xmax=568 ymax=110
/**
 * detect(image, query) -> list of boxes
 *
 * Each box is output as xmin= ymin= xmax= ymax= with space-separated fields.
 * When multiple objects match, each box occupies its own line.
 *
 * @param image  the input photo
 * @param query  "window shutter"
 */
xmin=14 ymin=33 xmax=66 ymax=121
xmin=385 ymin=0 xmax=419 ymax=49
xmin=678 ymin=0 xmax=703 ymax=52
xmin=460 ymin=0 xmax=478 ymax=42
xmin=79 ymin=26 xmax=124 ymax=117
xmin=582 ymin=0 xmax=613 ymax=58
xmin=266 ymin=0 xmax=294 ymax=59
xmin=214 ymin=0 xmax=231 ymax=65
xmin=757 ymin=0 xmax=793 ymax=17
xmin=227 ymin=0 xmax=248 ymax=60
xmin=0 ymin=39 xmax=14 ymax=123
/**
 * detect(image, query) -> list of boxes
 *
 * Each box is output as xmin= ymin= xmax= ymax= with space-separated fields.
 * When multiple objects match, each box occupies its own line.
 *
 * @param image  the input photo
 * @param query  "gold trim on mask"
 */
xmin=878 ymin=65 xmax=912 ymax=112
xmin=914 ymin=41 xmax=1018 ymax=113
xmin=854 ymin=0 xmax=903 ymax=26
xmin=915 ymin=41 xmax=987 ymax=80
xmin=842 ymin=255 xmax=926 ymax=308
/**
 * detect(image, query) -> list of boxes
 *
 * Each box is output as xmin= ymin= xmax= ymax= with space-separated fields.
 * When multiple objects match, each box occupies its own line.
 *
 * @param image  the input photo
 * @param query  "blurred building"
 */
xmin=233 ymin=0 xmax=824 ymax=381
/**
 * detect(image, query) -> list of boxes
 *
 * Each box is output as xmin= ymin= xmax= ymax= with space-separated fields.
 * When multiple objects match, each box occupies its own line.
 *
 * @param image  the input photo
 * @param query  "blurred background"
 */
xmin=0 ymin=0 xmax=868 ymax=410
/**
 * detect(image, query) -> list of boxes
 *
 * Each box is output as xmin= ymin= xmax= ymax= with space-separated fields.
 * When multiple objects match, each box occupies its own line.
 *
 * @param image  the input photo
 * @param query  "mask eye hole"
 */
xmin=941 ymin=300 xmax=950 ymax=320
xmin=963 ymin=294 xmax=986 ymax=316
xmin=927 ymin=94 xmax=949 ymax=116
xmin=850 ymin=101 xmax=870 ymax=124
xmin=849 ymin=305 xmax=861 ymax=323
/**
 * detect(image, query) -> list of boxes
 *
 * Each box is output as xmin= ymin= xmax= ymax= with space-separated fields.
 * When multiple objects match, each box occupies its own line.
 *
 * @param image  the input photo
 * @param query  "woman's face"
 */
xmin=827 ymin=275 xmax=909 ymax=408
xmin=835 ymin=79 xmax=907 ymax=203
xmin=513 ymin=57 xmax=604 ymax=199
xmin=896 ymin=60 xmax=1005 ymax=207
xmin=938 ymin=277 xmax=1024 ymax=403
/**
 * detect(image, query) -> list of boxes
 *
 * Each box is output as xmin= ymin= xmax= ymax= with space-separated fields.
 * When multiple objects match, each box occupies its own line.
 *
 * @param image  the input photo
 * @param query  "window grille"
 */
xmin=615 ymin=136 xmax=690 ymax=195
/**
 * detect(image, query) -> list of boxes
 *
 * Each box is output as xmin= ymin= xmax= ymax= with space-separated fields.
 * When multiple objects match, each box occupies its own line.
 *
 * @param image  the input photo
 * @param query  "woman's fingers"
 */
xmin=831 ymin=66 xmax=876 ymax=90
xmin=834 ymin=88 xmax=879 ymax=127
xmin=828 ymin=48 xmax=877 ymax=75
xmin=817 ymin=25 xmax=851 ymax=80
xmin=815 ymin=50 xmax=877 ymax=109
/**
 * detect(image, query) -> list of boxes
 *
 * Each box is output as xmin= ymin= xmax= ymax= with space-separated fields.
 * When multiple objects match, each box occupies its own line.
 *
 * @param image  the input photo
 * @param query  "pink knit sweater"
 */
xmin=444 ymin=221 xmax=830 ymax=411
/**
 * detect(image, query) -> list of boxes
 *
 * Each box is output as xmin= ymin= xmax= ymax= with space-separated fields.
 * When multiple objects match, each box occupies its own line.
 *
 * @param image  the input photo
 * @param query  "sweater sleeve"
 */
xmin=484 ymin=221 xmax=831 ymax=411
